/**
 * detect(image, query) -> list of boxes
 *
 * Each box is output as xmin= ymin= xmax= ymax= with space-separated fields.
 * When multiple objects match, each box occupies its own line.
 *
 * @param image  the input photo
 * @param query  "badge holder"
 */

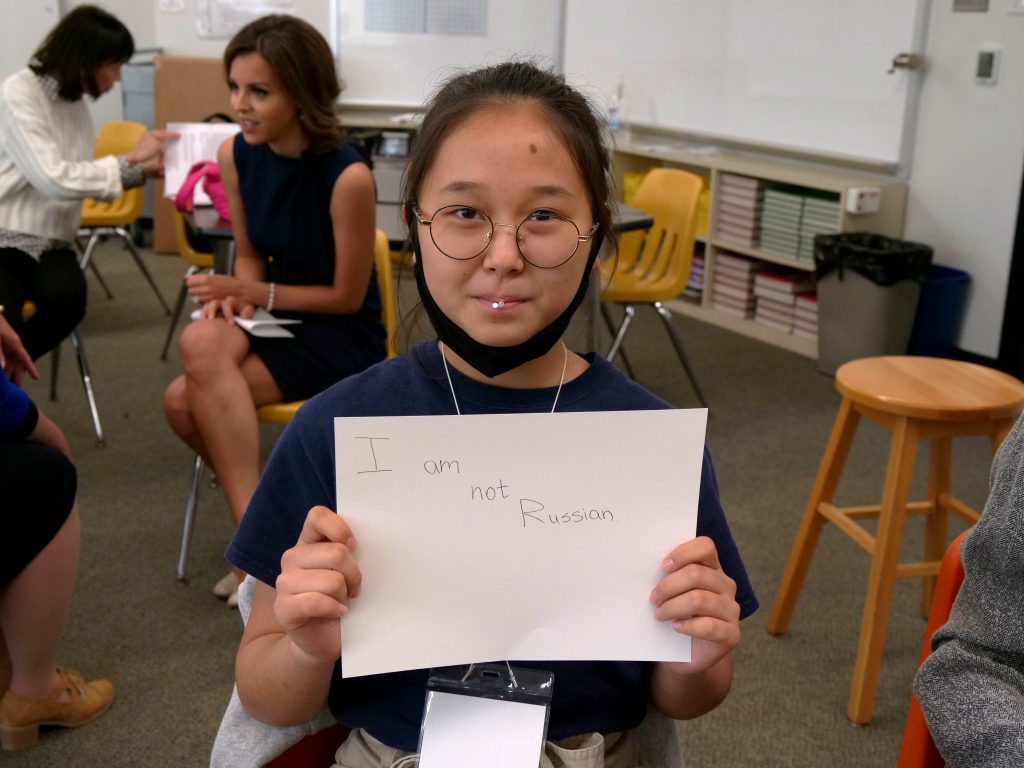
xmin=416 ymin=663 xmax=554 ymax=767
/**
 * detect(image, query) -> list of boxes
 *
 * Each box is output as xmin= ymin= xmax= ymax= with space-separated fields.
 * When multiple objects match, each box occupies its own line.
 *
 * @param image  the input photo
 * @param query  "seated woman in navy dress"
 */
xmin=163 ymin=15 xmax=386 ymax=607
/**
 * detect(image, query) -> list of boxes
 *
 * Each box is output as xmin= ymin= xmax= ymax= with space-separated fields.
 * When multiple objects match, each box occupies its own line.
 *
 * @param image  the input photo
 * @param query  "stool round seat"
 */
xmin=836 ymin=356 xmax=1024 ymax=423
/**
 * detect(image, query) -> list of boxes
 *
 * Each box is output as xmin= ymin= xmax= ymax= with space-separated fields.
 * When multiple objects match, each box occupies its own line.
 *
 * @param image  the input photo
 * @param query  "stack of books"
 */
xmin=793 ymin=292 xmax=819 ymax=343
xmin=716 ymin=174 xmax=763 ymax=249
xmin=760 ymin=188 xmax=804 ymax=260
xmin=711 ymin=251 xmax=760 ymax=319
xmin=799 ymin=196 xmax=841 ymax=263
xmin=753 ymin=270 xmax=815 ymax=334
xmin=682 ymin=249 xmax=705 ymax=304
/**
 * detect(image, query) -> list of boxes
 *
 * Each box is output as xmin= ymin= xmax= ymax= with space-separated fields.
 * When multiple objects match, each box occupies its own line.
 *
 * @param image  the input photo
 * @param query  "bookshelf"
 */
xmin=611 ymin=132 xmax=907 ymax=359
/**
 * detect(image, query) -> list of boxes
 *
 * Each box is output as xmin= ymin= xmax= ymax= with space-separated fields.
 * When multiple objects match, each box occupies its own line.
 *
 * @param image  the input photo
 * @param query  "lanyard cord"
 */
xmin=439 ymin=341 xmax=568 ymax=416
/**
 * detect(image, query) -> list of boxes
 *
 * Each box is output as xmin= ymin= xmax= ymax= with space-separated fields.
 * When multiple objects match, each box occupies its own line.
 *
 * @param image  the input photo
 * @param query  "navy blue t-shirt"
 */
xmin=227 ymin=342 xmax=758 ymax=751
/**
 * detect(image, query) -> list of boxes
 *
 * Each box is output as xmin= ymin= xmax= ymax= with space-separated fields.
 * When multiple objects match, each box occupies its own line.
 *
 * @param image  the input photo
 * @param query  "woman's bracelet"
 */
xmin=266 ymin=282 xmax=276 ymax=312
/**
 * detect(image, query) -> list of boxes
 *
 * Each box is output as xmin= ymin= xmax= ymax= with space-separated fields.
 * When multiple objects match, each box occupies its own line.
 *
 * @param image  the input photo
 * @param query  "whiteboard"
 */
xmin=336 ymin=0 xmax=563 ymax=107
xmin=0 ymin=1 xmax=59 ymax=82
xmin=563 ymin=0 xmax=924 ymax=166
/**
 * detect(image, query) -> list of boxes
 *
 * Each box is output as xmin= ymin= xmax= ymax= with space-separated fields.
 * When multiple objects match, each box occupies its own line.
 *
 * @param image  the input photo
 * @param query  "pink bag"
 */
xmin=174 ymin=160 xmax=231 ymax=221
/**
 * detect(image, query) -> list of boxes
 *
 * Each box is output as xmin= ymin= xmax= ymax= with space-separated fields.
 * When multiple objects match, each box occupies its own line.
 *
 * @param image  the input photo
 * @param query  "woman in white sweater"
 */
xmin=0 ymin=5 xmax=173 ymax=377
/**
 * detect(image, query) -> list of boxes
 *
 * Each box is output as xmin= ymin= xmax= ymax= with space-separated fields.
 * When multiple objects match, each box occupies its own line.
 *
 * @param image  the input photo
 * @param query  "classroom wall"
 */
xmin=52 ymin=0 xmax=1024 ymax=359
xmin=902 ymin=4 xmax=1024 ymax=359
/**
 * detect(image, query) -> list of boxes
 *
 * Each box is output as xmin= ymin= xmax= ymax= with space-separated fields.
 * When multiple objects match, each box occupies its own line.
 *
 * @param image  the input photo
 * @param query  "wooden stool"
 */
xmin=767 ymin=356 xmax=1024 ymax=724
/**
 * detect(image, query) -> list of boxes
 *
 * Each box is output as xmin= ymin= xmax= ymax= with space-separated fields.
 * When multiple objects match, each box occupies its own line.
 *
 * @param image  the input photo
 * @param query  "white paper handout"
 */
xmin=233 ymin=308 xmax=300 ymax=338
xmin=334 ymin=408 xmax=708 ymax=678
xmin=164 ymin=122 xmax=241 ymax=202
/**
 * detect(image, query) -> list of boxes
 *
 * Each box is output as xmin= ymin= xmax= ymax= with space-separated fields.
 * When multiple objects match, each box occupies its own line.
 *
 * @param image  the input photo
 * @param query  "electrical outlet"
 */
xmin=845 ymin=187 xmax=881 ymax=215
xmin=976 ymin=46 xmax=1001 ymax=84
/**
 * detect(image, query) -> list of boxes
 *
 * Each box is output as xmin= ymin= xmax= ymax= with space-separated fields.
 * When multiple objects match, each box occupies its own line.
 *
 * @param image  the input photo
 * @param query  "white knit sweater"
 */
xmin=0 ymin=68 xmax=122 ymax=243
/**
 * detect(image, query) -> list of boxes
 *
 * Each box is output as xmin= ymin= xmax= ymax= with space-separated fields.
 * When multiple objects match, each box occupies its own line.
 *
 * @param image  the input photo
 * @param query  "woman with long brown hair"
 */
xmin=163 ymin=15 xmax=386 ymax=608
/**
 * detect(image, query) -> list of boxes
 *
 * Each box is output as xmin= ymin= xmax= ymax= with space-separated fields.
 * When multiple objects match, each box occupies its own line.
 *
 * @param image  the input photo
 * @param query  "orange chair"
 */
xmin=896 ymin=530 xmax=968 ymax=768
xmin=600 ymin=168 xmax=707 ymax=406
xmin=77 ymin=121 xmax=171 ymax=314
xmin=175 ymin=229 xmax=398 ymax=580
xmin=265 ymin=724 xmax=350 ymax=768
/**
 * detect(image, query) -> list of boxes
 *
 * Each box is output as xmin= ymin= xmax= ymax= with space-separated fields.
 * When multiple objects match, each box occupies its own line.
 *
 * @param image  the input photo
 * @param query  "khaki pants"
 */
xmin=333 ymin=727 xmax=641 ymax=768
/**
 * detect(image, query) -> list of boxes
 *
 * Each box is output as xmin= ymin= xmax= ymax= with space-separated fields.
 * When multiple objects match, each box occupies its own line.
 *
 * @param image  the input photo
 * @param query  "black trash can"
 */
xmin=908 ymin=265 xmax=970 ymax=358
xmin=814 ymin=232 xmax=932 ymax=375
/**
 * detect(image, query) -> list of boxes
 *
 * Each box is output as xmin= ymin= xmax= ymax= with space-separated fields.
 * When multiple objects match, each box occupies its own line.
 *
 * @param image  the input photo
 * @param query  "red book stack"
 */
xmin=711 ymin=251 xmax=761 ymax=319
xmin=753 ymin=271 xmax=815 ymax=334
xmin=716 ymin=173 xmax=763 ymax=249
xmin=793 ymin=292 xmax=819 ymax=343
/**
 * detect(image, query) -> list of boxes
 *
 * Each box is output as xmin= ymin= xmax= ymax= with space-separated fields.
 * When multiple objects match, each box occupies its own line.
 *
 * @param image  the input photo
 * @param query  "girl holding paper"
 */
xmin=162 ymin=16 xmax=386 ymax=607
xmin=226 ymin=61 xmax=757 ymax=766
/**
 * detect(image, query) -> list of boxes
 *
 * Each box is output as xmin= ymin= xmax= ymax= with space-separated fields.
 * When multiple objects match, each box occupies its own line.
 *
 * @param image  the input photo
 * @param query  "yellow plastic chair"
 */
xmin=77 ymin=121 xmax=171 ymax=314
xmin=21 ymin=302 xmax=104 ymax=446
xmin=175 ymin=229 xmax=398 ymax=580
xmin=600 ymin=167 xmax=707 ymax=406
xmin=161 ymin=211 xmax=217 ymax=359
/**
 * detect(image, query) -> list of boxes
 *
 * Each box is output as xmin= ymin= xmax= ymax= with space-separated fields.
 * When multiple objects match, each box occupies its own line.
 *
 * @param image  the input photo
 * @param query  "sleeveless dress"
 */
xmin=233 ymin=134 xmax=386 ymax=401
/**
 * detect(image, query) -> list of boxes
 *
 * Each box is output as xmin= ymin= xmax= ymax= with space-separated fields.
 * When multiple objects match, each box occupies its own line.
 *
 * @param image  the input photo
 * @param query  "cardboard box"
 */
xmin=153 ymin=55 xmax=232 ymax=253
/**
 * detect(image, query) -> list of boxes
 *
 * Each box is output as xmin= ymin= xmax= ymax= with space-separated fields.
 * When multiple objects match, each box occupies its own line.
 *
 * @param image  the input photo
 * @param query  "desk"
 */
xmin=184 ymin=207 xmax=234 ymax=274
xmin=614 ymin=202 xmax=654 ymax=234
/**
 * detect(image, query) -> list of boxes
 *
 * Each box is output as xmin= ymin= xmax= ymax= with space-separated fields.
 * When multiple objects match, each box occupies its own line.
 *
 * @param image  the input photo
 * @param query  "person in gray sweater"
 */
xmin=914 ymin=411 xmax=1024 ymax=767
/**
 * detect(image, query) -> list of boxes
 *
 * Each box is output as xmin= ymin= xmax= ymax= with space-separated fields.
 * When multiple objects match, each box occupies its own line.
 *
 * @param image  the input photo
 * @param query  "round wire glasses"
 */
xmin=413 ymin=205 xmax=598 ymax=269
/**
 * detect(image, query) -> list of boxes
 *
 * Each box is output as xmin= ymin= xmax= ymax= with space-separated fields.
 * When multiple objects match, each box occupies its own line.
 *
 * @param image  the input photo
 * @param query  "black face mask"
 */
xmin=412 ymin=228 xmax=604 ymax=378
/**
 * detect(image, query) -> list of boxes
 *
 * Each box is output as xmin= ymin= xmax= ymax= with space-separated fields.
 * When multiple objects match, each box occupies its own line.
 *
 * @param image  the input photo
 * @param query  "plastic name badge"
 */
xmin=417 ymin=664 xmax=554 ymax=767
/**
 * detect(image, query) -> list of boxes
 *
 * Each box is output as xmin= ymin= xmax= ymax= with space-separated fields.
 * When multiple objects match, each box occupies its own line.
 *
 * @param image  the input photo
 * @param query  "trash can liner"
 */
xmin=814 ymin=233 xmax=932 ymax=286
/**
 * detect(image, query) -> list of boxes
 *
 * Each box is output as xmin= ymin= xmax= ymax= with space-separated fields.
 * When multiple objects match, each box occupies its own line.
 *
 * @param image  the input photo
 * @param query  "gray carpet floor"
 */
xmin=6 ymin=240 xmax=993 ymax=767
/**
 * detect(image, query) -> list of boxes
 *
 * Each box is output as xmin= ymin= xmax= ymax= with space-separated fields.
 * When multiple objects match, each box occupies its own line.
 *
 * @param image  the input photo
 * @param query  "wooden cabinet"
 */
xmin=612 ymin=134 xmax=907 ymax=358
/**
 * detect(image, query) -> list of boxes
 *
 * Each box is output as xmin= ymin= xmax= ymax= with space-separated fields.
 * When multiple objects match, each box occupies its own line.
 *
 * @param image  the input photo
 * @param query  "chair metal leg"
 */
xmin=117 ymin=227 xmax=172 ymax=314
xmin=162 ymin=280 xmax=190 ymax=360
xmin=87 ymin=259 xmax=115 ymax=300
xmin=177 ymin=455 xmax=206 ymax=582
xmin=604 ymin=304 xmax=638 ymax=379
xmin=654 ymin=301 xmax=708 ymax=408
xmin=69 ymin=329 xmax=105 ymax=447
xmin=78 ymin=231 xmax=101 ymax=271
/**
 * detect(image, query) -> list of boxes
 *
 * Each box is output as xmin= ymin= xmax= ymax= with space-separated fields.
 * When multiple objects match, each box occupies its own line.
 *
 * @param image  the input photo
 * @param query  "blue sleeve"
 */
xmin=225 ymin=397 xmax=337 ymax=586
xmin=696 ymin=447 xmax=759 ymax=619
xmin=0 ymin=368 xmax=38 ymax=440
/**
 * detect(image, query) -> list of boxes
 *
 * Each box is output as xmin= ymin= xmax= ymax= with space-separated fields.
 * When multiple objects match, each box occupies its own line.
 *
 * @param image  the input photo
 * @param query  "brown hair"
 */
xmin=30 ymin=5 xmax=134 ymax=101
xmin=223 ymin=15 xmax=342 ymax=152
xmin=402 ymin=60 xmax=614 ymax=244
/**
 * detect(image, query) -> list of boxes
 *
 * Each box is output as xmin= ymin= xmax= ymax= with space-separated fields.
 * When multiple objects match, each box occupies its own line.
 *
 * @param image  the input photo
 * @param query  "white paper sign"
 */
xmin=163 ymin=122 xmax=240 ymax=201
xmin=334 ymin=409 xmax=707 ymax=678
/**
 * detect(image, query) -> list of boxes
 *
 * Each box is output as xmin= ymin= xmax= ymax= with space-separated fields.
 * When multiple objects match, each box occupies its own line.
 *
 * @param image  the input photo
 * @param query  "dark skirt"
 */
xmin=247 ymin=311 xmax=387 ymax=403
xmin=0 ymin=441 xmax=76 ymax=585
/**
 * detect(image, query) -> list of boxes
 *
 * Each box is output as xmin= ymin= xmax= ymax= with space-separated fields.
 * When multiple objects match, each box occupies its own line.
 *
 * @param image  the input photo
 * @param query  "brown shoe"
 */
xmin=0 ymin=667 xmax=114 ymax=751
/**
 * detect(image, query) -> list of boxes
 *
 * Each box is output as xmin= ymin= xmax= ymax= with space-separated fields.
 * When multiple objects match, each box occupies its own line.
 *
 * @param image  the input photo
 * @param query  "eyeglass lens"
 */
xmin=427 ymin=205 xmax=583 ymax=268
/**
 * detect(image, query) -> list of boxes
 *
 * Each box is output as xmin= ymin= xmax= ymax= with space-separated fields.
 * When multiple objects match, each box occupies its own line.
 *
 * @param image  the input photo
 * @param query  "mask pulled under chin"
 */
xmin=412 ymin=233 xmax=603 ymax=379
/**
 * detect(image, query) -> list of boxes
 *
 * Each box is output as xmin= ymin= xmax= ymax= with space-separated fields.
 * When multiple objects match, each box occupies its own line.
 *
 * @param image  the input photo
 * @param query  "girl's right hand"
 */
xmin=273 ymin=505 xmax=362 ymax=665
xmin=199 ymin=296 xmax=255 ymax=322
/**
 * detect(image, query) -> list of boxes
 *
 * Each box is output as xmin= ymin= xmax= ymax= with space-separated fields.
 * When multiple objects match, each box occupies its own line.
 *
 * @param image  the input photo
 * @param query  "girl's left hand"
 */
xmin=186 ymin=273 xmax=240 ymax=305
xmin=650 ymin=536 xmax=740 ymax=675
